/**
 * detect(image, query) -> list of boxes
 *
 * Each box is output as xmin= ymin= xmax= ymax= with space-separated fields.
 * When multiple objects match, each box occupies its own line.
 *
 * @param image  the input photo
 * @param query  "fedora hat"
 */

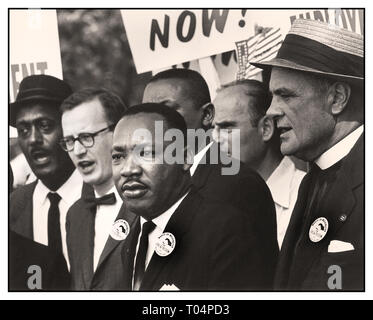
xmin=250 ymin=19 xmax=364 ymax=82
xmin=10 ymin=74 xmax=72 ymax=127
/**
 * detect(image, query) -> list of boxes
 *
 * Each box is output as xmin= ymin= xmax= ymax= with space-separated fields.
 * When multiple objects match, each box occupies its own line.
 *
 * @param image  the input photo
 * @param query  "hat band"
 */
xmin=16 ymin=87 xmax=66 ymax=102
xmin=277 ymin=34 xmax=364 ymax=78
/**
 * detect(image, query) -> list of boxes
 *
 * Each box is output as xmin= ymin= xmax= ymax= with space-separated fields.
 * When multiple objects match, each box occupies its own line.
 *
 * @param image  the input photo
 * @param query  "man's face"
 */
xmin=61 ymin=99 xmax=114 ymax=188
xmin=143 ymin=79 xmax=203 ymax=130
xmin=213 ymin=85 xmax=265 ymax=164
xmin=268 ymin=68 xmax=335 ymax=161
xmin=112 ymin=113 xmax=187 ymax=219
xmin=15 ymin=103 xmax=71 ymax=180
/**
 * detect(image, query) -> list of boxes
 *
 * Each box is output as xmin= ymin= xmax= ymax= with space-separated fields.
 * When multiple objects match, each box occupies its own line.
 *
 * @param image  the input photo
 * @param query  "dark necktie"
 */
xmin=301 ymin=161 xmax=341 ymax=226
xmin=47 ymin=192 xmax=63 ymax=254
xmin=86 ymin=192 xmax=116 ymax=209
xmin=133 ymin=220 xmax=156 ymax=290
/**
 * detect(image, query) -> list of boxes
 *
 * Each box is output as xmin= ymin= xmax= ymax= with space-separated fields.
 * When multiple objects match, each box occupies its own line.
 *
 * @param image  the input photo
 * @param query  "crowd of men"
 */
xmin=9 ymin=19 xmax=364 ymax=291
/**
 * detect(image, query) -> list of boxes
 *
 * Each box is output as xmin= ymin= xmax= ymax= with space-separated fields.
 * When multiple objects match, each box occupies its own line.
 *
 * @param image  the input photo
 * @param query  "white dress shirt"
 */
xmin=315 ymin=125 xmax=364 ymax=170
xmin=132 ymin=191 xmax=189 ymax=290
xmin=190 ymin=142 xmax=214 ymax=176
xmin=33 ymin=169 xmax=83 ymax=268
xmin=93 ymin=186 xmax=123 ymax=272
xmin=266 ymin=157 xmax=306 ymax=249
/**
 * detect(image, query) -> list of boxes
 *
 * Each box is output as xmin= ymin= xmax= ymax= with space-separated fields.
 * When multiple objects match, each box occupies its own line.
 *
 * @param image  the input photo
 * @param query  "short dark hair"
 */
xmin=148 ymin=69 xmax=211 ymax=109
xmin=220 ymin=79 xmax=272 ymax=126
xmin=122 ymin=103 xmax=187 ymax=139
xmin=61 ymin=88 xmax=127 ymax=125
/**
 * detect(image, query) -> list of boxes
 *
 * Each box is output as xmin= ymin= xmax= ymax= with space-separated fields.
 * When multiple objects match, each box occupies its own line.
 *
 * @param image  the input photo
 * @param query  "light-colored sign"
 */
xmin=9 ymin=9 xmax=63 ymax=137
xmin=121 ymin=9 xmax=363 ymax=75
xmin=121 ymin=9 xmax=257 ymax=74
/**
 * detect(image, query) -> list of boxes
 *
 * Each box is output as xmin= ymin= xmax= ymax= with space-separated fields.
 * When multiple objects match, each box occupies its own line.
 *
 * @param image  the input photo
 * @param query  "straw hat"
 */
xmin=250 ymin=19 xmax=364 ymax=82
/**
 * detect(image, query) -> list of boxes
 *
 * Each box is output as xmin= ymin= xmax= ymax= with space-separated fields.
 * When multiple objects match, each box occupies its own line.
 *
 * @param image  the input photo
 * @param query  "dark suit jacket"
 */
xmin=10 ymin=181 xmax=38 ymax=240
xmin=66 ymin=183 xmax=137 ymax=291
xmin=275 ymin=135 xmax=364 ymax=291
xmin=122 ymin=189 xmax=275 ymax=291
xmin=192 ymin=143 xmax=279 ymax=285
xmin=9 ymin=231 xmax=70 ymax=291
xmin=9 ymin=179 xmax=83 ymax=290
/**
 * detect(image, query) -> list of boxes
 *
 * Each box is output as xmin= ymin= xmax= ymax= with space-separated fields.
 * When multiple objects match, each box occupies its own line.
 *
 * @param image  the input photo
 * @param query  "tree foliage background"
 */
xmin=57 ymin=9 xmax=151 ymax=107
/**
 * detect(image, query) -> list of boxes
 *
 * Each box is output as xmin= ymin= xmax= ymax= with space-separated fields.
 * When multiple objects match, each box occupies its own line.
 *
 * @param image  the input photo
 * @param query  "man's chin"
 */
xmin=280 ymin=142 xmax=299 ymax=157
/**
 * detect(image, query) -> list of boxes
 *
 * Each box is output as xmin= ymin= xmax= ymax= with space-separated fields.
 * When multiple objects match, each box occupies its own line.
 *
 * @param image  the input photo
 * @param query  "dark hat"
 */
xmin=250 ymin=19 xmax=364 ymax=82
xmin=10 ymin=74 xmax=72 ymax=127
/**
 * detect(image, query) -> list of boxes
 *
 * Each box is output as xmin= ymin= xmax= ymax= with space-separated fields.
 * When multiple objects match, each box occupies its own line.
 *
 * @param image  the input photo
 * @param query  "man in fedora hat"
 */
xmin=251 ymin=19 xmax=364 ymax=290
xmin=9 ymin=75 xmax=83 ymax=290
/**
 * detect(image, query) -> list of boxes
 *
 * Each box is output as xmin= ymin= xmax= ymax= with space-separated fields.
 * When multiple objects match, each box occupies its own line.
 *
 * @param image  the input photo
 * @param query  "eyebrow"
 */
xmin=112 ymin=146 xmax=125 ymax=153
xmin=214 ymin=120 xmax=237 ymax=128
xmin=271 ymin=87 xmax=295 ymax=95
xmin=16 ymin=117 xmax=55 ymax=126
xmin=111 ymin=142 xmax=155 ymax=153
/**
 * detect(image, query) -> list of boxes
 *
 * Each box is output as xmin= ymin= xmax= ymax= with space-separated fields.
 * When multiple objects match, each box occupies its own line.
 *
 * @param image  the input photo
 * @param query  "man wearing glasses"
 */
xmin=9 ymin=75 xmax=82 ymax=290
xmin=60 ymin=88 xmax=132 ymax=290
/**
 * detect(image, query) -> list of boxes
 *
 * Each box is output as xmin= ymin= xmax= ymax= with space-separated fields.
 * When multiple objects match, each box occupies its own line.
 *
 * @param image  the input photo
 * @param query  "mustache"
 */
xmin=29 ymin=146 xmax=51 ymax=157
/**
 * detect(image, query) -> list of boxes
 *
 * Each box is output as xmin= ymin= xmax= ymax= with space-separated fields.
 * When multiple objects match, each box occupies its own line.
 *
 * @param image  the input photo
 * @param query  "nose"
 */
xmin=29 ymin=126 xmax=43 ymax=145
xmin=120 ymin=153 xmax=142 ymax=177
xmin=266 ymin=97 xmax=284 ymax=119
xmin=73 ymin=139 xmax=87 ymax=157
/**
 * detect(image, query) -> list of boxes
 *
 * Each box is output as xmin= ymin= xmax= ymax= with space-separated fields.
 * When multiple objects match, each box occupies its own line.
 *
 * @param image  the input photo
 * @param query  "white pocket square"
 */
xmin=160 ymin=284 xmax=180 ymax=291
xmin=328 ymin=240 xmax=355 ymax=253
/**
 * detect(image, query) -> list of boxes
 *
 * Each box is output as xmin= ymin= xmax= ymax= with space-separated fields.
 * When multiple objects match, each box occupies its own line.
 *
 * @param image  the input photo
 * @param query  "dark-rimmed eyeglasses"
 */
xmin=60 ymin=124 xmax=115 ymax=152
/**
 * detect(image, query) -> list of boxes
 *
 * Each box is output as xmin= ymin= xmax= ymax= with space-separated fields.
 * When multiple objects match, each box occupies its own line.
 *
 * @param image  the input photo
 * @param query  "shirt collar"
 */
xmin=140 ymin=191 xmax=189 ymax=231
xmin=315 ymin=125 xmax=364 ymax=170
xmin=34 ymin=169 xmax=83 ymax=206
xmin=266 ymin=157 xmax=295 ymax=209
xmin=190 ymin=142 xmax=214 ymax=176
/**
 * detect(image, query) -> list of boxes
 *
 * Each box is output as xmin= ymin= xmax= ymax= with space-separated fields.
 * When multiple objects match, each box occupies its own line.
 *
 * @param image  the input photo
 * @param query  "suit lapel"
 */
xmin=94 ymin=203 xmax=137 ymax=273
xmin=288 ymin=135 xmax=363 ymax=287
xmin=76 ymin=184 xmax=96 ymax=288
xmin=140 ymin=189 xmax=203 ymax=290
xmin=192 ymin=151 xmax=214 ymax=191
xmin=121 ymin=216 xmax=141 ymax=290
xmin=12 ymin=181 xmax=37 ymax=240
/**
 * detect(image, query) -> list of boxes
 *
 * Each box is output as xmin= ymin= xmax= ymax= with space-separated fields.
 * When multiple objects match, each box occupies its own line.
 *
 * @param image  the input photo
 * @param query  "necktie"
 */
xmin=133 ymin=220 xmax=156 ymax=290
xmin=301 ymin=161 xmax=341 ymax=226
xmin=86 ymin=192 xmax=116 ymax=209
xmin=47 ymin=192 xmax=62 ymax=254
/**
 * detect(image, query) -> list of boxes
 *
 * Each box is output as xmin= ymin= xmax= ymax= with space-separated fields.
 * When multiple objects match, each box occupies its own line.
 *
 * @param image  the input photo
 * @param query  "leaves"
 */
xmin=57 ymin=9 xmax=151 ymax=107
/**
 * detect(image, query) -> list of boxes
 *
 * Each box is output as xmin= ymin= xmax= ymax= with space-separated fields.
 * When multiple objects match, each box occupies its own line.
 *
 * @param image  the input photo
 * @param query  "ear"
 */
xmin=182 ymin=145 xmax=194 ymax=171
xmin=201 ymin=103 xmax=215 ymax=128
xmin=329 ymin=82 xmax=351 ymax=116
xmin=258 ymin=115 xmax=275 ymax=142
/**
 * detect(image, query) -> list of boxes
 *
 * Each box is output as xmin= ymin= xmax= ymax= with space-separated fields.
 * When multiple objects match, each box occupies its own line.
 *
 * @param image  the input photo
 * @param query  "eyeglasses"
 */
xmin=60 ymin=124 xmax=115 ymax=152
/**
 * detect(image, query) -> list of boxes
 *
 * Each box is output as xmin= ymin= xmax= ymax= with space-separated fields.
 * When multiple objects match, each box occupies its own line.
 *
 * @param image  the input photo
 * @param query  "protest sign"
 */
xmin=121 ymin=9 xmax=363 ymax=75
xmin=9 ymin=9 xmax=63 ymax=137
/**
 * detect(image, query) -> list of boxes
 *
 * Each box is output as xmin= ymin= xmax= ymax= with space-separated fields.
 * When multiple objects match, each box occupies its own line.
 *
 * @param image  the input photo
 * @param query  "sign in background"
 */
xmin=10 ymin=9 xmax=63 ymax=137
xmin=121 ymin=9 xmax=363 ymax=75
xmin=121 ymin=9 xmax=259 ymax=74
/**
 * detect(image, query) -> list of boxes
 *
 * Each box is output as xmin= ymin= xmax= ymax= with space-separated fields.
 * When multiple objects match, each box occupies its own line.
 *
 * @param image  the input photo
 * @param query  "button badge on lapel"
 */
xmin=155 ymin=232 xmax=176 ymax=257
xmin=309 ymin=217 xmax=329 ymax=243
xmin=110 ymin=219 xmax=130 ymax=241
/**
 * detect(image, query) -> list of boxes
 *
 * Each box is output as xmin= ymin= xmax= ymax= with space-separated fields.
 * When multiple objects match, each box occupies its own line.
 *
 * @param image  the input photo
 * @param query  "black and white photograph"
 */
xmin=4 ymin=3 xmax=371 ymax=305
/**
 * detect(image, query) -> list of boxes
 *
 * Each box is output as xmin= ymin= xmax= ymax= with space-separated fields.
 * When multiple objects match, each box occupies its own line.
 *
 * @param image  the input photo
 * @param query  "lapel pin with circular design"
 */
xmin=309 ymin=217 xmax=329 ymax=243
xmin=110 ymin=219 xmax=130 ymax=241
xmin=155 ymin=232 xmax=176 ymax=257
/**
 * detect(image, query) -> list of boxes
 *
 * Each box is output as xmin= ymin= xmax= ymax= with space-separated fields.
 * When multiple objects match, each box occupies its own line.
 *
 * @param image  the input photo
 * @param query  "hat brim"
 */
xmin=251 ymin=58 xmax=364 ymax=82
xmin=9 ymin=96 xmax=62 ymax=127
